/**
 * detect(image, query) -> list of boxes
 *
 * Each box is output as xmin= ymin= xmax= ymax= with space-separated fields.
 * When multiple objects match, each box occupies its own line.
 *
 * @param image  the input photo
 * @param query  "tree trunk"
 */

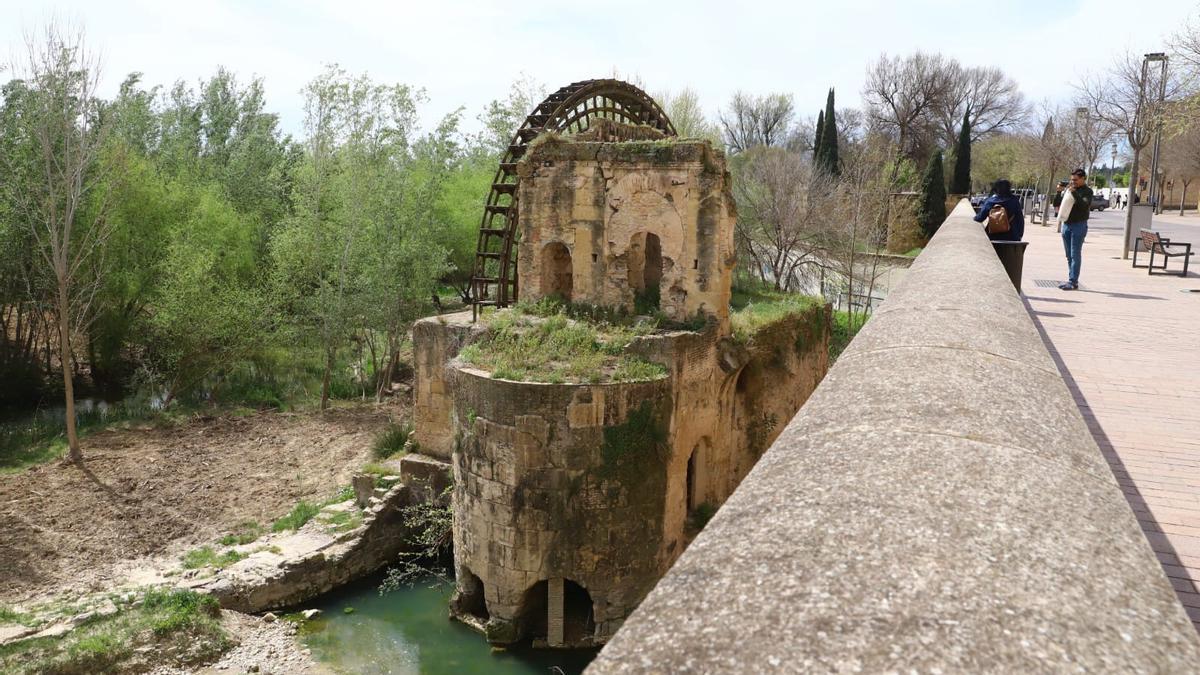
xmin=320 ymin=346 xmax=334 ymax=411
xmin=58 ymin=281 xmax=81 ymax=464
xmin=1122 ymin=145 xmax=1142 ymax=259
xmin=1181 ymin=182 xmax=1189 ymax=216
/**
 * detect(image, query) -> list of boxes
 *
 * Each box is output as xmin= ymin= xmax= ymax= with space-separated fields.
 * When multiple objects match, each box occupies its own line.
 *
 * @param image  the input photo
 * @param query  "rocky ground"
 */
xmin=0 ymin=404 xmax=396 ymax=606
xmin=151 ymin=611 xmax=333 ymax=675
xmin=0 ymin=401 xmax=402 ymax=673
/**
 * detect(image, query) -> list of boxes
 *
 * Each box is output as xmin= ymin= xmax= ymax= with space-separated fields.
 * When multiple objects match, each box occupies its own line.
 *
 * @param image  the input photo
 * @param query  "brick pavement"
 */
xmin=1020 ymin=206 xmax=1200 ymax=630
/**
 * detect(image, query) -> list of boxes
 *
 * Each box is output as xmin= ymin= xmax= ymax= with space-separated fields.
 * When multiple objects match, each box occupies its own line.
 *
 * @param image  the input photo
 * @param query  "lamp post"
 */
xmin=1145 ymin=52 xmax=1169 ymax=209
xmin=1110 ymin=143 xmax=1117 ymax=200
xmin=1075 ymin=106 xmax=1090 ymax=179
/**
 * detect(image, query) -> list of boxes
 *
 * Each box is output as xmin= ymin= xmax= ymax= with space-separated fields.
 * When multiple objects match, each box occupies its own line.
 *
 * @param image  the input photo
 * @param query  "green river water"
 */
xmin=297 ymin=576 xmax=597 ymax=675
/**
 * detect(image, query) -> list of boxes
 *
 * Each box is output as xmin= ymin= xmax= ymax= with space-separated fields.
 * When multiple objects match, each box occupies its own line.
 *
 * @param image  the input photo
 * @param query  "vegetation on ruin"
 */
xmin=459 ymin=308 xmax=666 ymax=384
xmin=181 ymin=546 xmax=248 ymax=570
xmin=830 ymin=310 xmax=869 ymax=362
xmin=0 ymin=588 xmax=228 ymax=675
xmin=730 ymin=283 xmax=824 ymax=345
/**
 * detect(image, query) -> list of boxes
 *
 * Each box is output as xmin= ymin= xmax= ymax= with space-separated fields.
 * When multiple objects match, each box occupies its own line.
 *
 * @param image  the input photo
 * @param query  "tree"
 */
xmin=813 ymin=109 xmax=825 ymax=161
xmin=950 ymin=110 xmax=971 ymax=194
xmin=0 ymin=24 xmax=110 ymax=463
xmin=656 ymin=87 xmax=720 ymax=144
xmin=816 ymin=89 xmax=840 ymax=176
xmin=917 ymin=151 xmax=947 ymax=238
xmin=935 ymin=64 xmax=1028 ymax=147
xmin=1160 ymin=121 xmax=1200 ymax=214
xmin=731 ymin=147 xmax=828 ymax=291
xmin=863 ymin=52 xmax=954 ymax=163
xmin=1080 ymin=51 xmax=1190 ymax=256
xmin=719 ymin=91 xmax=795 ymax=153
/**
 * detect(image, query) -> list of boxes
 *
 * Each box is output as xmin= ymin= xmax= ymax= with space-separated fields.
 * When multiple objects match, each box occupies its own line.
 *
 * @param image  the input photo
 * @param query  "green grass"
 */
xmin=459 ymin=309 xmax=665 ymax=384
xmin=730 ymin=287 xmax=823 ymax=344
xmin=830 ymin=310 xmax=869 ymax=362
xmin=0 ymin=605 xmax=37 ymax=627
xmin=271 ymin=500 xmax=322 ymax=532
xmin=217 ymin=521 xmax=263 ymax=546
xmin=0 ymin=588 xmax=227 ymax=675
xmin=270 ymin=485 xmax=356 ymax=533
xmin=0 ymin=400 xmax=157 ymax=474
xmin=371 ymin=421 xmax=411 ymax=460
xmin=319 ymin=509 xmax=363 ymax=533
xmin=181 ymin=546 xmax=248 ymax=570
xmin=902 ymin=247 xmax=924 ymax=257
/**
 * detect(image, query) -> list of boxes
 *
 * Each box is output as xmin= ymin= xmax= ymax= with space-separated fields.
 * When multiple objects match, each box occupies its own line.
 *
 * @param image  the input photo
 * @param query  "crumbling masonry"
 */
xmin=410 ymin=119 xmax=829 ymax=648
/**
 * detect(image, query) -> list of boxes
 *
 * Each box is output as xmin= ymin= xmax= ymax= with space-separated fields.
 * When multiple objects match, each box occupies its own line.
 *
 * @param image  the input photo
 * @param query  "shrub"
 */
xmin=372 ymin=421 xmax=411 ymax=460
xmin=271 ymin=501 xmax=321 ymax=532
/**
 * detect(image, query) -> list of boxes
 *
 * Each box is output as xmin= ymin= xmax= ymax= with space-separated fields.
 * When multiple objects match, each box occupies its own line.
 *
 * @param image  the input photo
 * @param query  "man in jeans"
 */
xmin=1058 ymin=169 xmax=1093 ymax=290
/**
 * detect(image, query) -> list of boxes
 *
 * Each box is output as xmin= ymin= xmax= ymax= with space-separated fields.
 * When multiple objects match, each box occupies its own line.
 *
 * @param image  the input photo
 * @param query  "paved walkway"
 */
xmin=1021 ymin=208 xmax=1200 ymax=630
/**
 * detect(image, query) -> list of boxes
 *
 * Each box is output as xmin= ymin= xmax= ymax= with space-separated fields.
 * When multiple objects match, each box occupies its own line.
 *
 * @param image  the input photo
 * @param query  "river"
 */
xmin=297 ymin=575 xmax=597 ymax=675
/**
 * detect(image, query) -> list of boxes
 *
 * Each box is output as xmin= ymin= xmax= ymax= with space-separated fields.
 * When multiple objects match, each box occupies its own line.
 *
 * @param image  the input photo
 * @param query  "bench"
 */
xmin=1133 ymin=229 xmax=1192 ymax=276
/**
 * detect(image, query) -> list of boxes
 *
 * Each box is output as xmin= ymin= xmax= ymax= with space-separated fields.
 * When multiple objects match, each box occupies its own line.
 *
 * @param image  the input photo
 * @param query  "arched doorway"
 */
xmin=628 ymin=232 xmax=662 ymax=312
xmin=541 ymin=242 xmax=573 ymax=300
xmin=563 ymin=579 xmax=595 ymax=644
xmin=515 ymin=580 xmax=549 ymax=642
xmin=454 ymin=568 xmax=489 ymax=623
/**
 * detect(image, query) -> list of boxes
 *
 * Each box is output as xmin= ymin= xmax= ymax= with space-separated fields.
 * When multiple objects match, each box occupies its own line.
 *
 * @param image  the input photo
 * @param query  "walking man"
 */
xmin=1058 ymin=169 xmax=1093 ymax=290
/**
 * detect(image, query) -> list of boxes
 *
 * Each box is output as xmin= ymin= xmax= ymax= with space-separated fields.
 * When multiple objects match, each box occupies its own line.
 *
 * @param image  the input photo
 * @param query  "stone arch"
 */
xmin=515 ymin=579 xmax=549 ymax=642
xmin=628 ymin=231 xmax=662 ymax=311
xmin=686 ymin=436 xmax=712 ymax=512
xmin=540 ymin=242 xmax=573 ymax=300
xmin=563 ymin=579 xmax=596 ymax=644
xmin=454 ymin=567 xmax=489 ymax=623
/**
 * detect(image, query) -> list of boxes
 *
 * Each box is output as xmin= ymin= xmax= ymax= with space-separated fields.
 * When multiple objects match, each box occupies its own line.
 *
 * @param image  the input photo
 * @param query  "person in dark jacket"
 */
xmin=973 ymin=179 xmax=1025 ymax=241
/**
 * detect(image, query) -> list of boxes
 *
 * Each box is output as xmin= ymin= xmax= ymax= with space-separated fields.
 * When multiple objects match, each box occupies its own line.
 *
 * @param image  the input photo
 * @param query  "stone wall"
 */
xmin=588 ymin=202 xmax=1200 ymax=672
xmin=436 ymin=300 xmax=831 ymax=647
xmin=514 ymin=136 xmax=736 ymax=332
xmin=449 ymin=368 xmax=675 ymax=646
xmin=411 ymin=312 xmax=476 ymax=460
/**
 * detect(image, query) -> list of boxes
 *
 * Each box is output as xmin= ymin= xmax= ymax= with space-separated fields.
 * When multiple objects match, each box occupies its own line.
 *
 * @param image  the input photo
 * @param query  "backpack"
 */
xmin=986 ymin=204 xmax=1010 ymax=235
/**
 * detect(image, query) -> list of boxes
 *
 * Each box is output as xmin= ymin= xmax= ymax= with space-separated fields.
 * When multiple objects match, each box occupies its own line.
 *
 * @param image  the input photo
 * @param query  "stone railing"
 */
xmin=588 ymin=201 xmax=1200 ymax=672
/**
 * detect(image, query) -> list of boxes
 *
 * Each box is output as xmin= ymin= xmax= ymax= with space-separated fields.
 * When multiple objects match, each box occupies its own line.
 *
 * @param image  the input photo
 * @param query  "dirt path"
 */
xmin=0 ymin=403 xmax=398 ymax=605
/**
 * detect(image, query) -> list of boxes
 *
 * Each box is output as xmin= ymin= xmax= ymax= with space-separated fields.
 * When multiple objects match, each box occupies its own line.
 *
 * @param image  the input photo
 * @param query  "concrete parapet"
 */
xmin=589 ymin=201 xmax=1200 ymax=672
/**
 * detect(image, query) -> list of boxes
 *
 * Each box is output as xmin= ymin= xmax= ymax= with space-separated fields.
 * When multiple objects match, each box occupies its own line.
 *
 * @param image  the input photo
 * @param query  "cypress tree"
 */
xmin=917 ymin=150 xmax=947 ymax=239
xmin=950 ymin=110 xmax=972 ymax=194
xmin=818 ymin=88 xmax=839 ymax=176
xmin=813 ymin=109 xmax=824 ymax=161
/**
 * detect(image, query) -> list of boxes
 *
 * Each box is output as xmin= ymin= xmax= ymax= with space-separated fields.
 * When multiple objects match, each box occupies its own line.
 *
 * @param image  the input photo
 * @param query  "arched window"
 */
xmin=628 ymin=232 xmax=662 ymax=312
xmin=541 ymin=242 xmax=573 ymax=300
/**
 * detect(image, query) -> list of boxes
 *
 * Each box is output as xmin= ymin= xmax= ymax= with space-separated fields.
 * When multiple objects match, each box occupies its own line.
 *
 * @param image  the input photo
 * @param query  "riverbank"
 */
xmin=0 ymin=403 xmax=398 ymax=606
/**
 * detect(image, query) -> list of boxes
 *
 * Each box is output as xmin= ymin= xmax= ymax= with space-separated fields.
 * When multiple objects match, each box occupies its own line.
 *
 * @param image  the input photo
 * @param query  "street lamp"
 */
xmin=1144 ymin=52 xmax=1169 ymax=208
xmin=1075 ymin=106 xmax=1090 ymax=179
xmin=1109 ymin=143 xmax=1117 ymax=200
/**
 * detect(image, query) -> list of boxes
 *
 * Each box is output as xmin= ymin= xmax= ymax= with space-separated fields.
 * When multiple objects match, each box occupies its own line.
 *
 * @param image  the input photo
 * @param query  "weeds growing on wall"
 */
xmin=372 ymin=421 xmax=412 ymax=460
xmin=459 ymin=309 xmax=665 ymax=384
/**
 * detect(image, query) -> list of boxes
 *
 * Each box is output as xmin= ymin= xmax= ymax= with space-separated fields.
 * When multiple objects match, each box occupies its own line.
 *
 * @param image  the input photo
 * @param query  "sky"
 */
xmin=2 ymin=0 xmax=1198 ymax=138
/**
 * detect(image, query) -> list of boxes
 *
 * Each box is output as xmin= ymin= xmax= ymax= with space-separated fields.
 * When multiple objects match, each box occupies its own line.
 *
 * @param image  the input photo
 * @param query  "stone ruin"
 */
xmin=408 ymin=104 xmax=830 ymax=649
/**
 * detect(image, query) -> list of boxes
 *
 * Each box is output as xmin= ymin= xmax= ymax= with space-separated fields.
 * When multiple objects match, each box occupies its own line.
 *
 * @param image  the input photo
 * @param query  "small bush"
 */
xmin=830 ymin=310 xmax=868 ymax=362
xmin=689 ymin=502 xmax=718 ymax=531
xmin=372 ymin=421 xmax=411 ymax=460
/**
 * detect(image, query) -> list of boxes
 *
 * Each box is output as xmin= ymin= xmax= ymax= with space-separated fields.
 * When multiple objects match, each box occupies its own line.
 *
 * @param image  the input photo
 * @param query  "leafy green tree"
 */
xmin=0 ymin=25 xmax=111 ymax=462
xmin=917 ymin=150 xmax=947 ymax=238
xmin=950 ymin=110 xmax=972 ymax=194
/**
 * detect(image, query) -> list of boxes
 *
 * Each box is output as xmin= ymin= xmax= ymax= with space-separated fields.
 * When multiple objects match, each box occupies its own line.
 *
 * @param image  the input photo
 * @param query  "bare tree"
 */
xmin=732 ymin=146 xmax=827 ymax=290
xmin=862 ymin=51 xmax=955 ymax=162
xmin=1080 ymin=50 xmax=1190 ymax=256
xmin=718 ymin=91 xmax=795 ymax=153
xmin=0 ymin=23 xmax=111 ymax=463
xmin=1159 ymin=120 xmax=1200 ymax=214
xmin=1031 ymin=106 xmax=1076 ymax=226
xmin=935 ymin=64 xmax=1029 ymax=147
